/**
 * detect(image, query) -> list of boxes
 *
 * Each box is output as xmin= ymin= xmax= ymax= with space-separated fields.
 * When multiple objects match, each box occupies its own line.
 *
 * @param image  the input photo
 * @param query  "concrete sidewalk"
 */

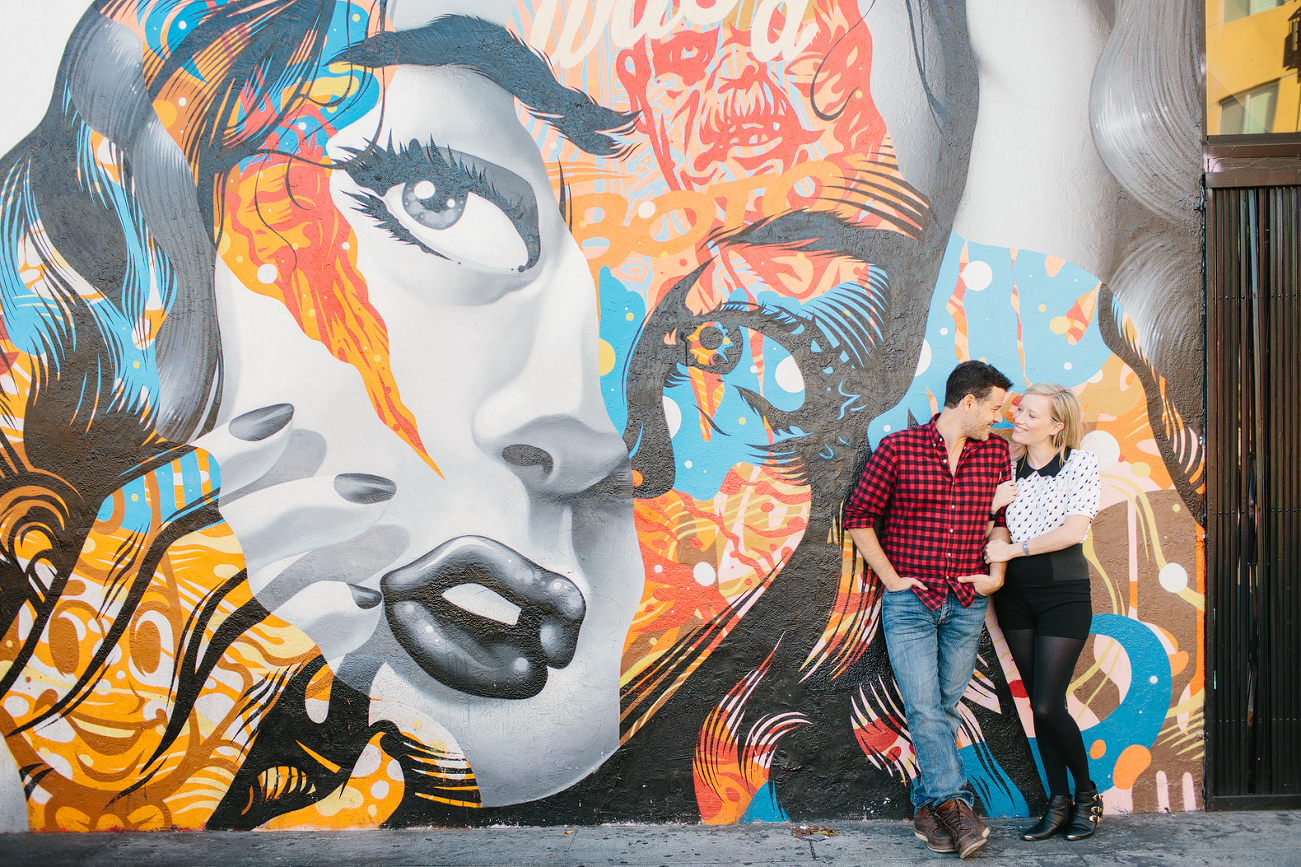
xmin=0 ymin=810 xmax=1297 ymax=867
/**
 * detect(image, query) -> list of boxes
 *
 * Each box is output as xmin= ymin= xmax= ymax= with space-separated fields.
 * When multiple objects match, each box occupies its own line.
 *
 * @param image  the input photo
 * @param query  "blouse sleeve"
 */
xmin=1064 ymin=450 xmax=1102 ymax=519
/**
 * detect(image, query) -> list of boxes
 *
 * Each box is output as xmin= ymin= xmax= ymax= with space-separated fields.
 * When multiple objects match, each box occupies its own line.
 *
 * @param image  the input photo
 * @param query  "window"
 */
xmin=1225 ymin=0 xmax=1285 ymax=23
xmin=1220 ymin=80 xmax=1281 ymax=134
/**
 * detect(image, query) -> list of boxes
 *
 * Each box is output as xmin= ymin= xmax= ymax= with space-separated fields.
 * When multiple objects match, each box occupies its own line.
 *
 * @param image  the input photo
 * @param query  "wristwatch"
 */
xmin=1021 ymin=541 xmax=1030 ymax=556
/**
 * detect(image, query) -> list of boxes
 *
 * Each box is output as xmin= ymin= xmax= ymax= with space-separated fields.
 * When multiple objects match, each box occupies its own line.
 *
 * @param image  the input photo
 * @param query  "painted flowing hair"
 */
xmin=0 ymin=0 xmax=633 ymax=829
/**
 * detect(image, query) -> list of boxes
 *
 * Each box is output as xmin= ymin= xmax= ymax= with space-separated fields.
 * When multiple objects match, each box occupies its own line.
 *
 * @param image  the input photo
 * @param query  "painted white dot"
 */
xmin=883 ymin=425 xmax=892 ymax=433
xmin=256 ymin=263 xmax=278 ymax=284
xmin=637 ymin=200 xmax=657 ymax=219
xmin=662 ymin=396 xmax=682 ymax=437
xmin=915 ymin=339 xmax=932 ymax=377
xmin=513 ymin=658 xmax=528 ymax=672
xmin=446 ymin=198 xmax=457 ymax=208
xmin=342 ymin=241 xmax=350 ymax=250
xmin=1150 ymin=675 xmax=1159 ymax=684
xmin=962 ymin=260 xmax=993 ymax=291
xmin=177 ymin=20 xmax=187 ymax=30
xmin=684 ymin=460 xmax=693 ymax=469
xmin=1158 ymin=563 xmax=1188 ymax=593
xmin=775 ymin=356 xmax=804 ymax=393
xmin=371 ymin=780 xmax=389 ymax=799
xmin=1081 ymin=430 xmax=1121 ymax=470
xmin=693 ymin=561 xmax=717 ymax=586
xmin=653 ymin=564 xmax=663 ymax=573
xmin=178 ymin=96 xmax=187 ymax=107
xmin=939 ymin=327 xmax=949 ymax=336
xmin=1064 ymin=361 xmax=1073 ymax=371
xmin=387 ymin=760 xmax=403 ymax=782
xmin=750 ymin=365 xmax=759 ymax=374
xmin=413 ymin=180 xmax=436 ymax=199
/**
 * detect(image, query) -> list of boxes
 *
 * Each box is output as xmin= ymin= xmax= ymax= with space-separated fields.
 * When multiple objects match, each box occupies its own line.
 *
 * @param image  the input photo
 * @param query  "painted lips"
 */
xmin=381 ymin=535 xmax=586 ymax=700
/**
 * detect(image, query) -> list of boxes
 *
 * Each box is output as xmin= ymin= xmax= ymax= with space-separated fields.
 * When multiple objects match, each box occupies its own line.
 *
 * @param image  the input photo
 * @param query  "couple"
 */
xmin=844 ymin=361 xmax=1103 ymax=858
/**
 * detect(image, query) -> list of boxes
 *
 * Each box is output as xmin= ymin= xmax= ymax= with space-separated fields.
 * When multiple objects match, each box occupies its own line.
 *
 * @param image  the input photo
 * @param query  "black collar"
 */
xmin=1017 ymin=448 xmax=1070 ymax=479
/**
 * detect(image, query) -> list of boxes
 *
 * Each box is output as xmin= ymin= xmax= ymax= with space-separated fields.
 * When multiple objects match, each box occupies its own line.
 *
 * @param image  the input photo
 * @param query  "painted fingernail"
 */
xmin=229 ymin=404 xmax=294 ymax=441
xmin=350 ymin=585 xmax=383 ymax=609
xmin=334 ymin=473 xmax=396 ymax=504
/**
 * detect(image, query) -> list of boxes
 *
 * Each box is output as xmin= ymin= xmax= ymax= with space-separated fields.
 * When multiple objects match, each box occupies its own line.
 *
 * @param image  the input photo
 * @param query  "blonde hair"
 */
xmin=1011 ymin=383 xmax=1084 ymax=462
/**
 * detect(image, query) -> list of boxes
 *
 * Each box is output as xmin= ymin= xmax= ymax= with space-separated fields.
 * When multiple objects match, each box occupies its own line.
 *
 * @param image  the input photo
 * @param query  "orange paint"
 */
xmin=220 ymin=155 xmax=439 ymax=475
xmin=1112 ymin=744 xmax=1153 ymax=790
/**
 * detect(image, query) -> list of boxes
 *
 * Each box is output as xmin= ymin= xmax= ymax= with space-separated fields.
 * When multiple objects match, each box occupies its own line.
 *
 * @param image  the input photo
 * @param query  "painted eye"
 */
xmin=685 ymin=321 xmax=743 ymax=374
xmin=402 ymin=179 xmax=467 ymax=230
xmin=382 ymin=181 xmax=530 ymax=272
xmin=344 ymin=141 xmax=542 ymax=274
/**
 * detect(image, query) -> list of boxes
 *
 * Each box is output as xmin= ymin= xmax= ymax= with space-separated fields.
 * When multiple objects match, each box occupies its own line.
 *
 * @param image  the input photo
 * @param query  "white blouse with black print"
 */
xmin=1004 ymin=448 xmax=1102 ymax=545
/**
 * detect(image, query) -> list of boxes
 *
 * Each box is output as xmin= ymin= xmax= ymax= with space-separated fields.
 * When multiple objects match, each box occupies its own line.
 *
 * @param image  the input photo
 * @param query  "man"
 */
xmin=844 ymin=360 xmax=1014 ymax=858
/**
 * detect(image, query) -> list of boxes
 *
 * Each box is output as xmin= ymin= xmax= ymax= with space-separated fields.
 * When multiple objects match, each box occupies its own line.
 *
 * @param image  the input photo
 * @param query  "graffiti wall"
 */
xmin=0 ymin=0 xmax=1203 ymax=831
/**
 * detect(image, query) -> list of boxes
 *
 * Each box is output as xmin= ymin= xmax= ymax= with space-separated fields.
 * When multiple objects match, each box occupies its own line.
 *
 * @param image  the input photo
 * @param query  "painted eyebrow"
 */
xmin=339 ymin=15 xmax=635 ymax=157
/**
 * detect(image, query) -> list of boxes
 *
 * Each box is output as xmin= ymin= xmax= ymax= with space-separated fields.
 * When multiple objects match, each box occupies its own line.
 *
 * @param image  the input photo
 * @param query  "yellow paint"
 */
xmin=598 ymin=339 xmax=616 ymax=375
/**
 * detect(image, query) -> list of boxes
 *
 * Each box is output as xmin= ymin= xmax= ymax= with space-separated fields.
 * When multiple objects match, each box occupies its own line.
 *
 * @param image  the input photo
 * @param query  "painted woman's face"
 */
xmin=210 ymin=57 xmax=643 ymax=805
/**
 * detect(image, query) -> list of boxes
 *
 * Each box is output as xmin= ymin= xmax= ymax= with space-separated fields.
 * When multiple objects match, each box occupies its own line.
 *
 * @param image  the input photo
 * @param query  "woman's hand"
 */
xmin=991 ymin=480 xmax=1017 ymax=512
xmin=985 ymin=538 xmax=1018 ymax=563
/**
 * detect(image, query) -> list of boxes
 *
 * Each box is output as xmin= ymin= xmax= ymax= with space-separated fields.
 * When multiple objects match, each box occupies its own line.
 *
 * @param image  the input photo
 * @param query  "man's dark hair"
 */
xmin=944 ymin=360 xmax=1013 ymax=407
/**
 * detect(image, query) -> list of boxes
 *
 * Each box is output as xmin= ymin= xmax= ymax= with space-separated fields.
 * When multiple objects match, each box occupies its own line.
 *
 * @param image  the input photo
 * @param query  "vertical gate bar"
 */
xmin=1207 ymin=185 xmax=1217 ymax=798
xmin=1281 ymin=188 xmax=1292 ymax=791
xmin=1268 ymin=188 xmax=1280 ymax=793
xmin=1265 ymin=188 xmax=1275 ymax=795
xmin=1288 ymin=188 xmax=1297 ymax=790
xmin=1232 ymin=188 xmax=1244 ymax=794
xmin=1242 ymin=188 xmax=1254 ymax=794
xmin=1285 ymin=188 xmax=1295 ymax=791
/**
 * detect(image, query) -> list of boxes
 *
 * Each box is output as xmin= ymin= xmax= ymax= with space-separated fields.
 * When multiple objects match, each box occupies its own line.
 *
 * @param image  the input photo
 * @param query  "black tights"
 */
xmin=1003 ymin=628 xmax=1093 ymax=798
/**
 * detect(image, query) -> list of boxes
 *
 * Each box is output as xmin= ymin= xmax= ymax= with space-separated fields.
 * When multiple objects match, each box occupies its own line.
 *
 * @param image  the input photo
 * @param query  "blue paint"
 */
xmin=961 ymin=738 xmax=1030 ymax=817
xmin=869 ymin=233 xmax=1114 ymax=448
xmin=1079 ymin=613 xmax=1173 ymax=791
xmin=739 ymin=781 xmax=789 ymax=822
xmin=596 ymin=266 xmax=644 ymax=432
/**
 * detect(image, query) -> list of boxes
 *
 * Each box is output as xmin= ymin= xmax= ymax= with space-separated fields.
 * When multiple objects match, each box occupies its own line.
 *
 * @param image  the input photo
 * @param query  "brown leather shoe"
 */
xmin=935 ymin=798 xmax=990 ymax=858
xmin=913 ymin=803 xmax=956 ymax=853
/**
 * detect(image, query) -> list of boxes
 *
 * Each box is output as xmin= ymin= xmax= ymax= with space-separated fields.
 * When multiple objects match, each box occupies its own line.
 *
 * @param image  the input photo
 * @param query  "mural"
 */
xmin=0 ymin=0 xmax=1203 ymax=831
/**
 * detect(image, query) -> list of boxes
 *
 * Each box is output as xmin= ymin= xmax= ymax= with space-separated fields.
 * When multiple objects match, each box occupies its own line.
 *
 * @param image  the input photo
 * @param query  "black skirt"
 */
xmin=993 ymin=543 xmax=1092 ymax=639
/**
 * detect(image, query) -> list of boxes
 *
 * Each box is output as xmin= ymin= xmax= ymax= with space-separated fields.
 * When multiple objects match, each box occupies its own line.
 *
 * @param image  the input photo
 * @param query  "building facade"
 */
xmin=0 ymin=0 xmax=1213 ymax=831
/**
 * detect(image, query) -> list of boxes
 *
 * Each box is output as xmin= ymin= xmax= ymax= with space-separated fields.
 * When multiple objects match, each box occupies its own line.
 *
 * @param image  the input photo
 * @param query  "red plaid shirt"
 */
xmin=844 ymin=416 xmax=1010 ymax=609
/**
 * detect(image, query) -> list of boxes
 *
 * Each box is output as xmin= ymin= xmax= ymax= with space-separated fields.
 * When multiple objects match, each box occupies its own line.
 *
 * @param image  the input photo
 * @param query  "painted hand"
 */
xmin=196 ymin=404 xmax=406 ymax=661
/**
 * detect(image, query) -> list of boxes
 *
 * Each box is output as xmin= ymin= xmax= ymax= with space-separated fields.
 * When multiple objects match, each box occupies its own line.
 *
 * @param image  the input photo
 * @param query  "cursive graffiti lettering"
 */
xmin=529 ymin=0 xmax=817 ymax=66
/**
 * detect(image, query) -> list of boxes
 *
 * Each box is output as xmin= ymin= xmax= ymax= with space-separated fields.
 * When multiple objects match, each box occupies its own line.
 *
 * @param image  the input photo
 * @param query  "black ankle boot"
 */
xmin=1064 ymin=787 xmax=1102 ymax=840
xmin=1021 ymin=794 xmax=1073 ymax=841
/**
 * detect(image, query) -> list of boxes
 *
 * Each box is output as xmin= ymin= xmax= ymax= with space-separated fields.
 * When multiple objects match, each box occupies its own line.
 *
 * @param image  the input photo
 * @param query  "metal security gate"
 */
xmin=1206 ymin=184 xmax=1301 ymax=809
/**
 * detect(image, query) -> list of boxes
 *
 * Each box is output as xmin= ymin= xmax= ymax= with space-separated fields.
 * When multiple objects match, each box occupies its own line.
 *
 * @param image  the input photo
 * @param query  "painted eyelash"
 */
xmin=340 ymin=137 xmax=541 ymax=269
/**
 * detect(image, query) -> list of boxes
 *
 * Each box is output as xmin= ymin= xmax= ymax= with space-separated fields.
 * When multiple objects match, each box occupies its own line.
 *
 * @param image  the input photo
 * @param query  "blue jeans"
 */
xmin=880 ymin=588 xmax=988 ymax=809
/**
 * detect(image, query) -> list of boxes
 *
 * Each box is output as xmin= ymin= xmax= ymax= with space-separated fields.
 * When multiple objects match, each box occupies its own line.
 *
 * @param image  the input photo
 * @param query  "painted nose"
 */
xmin=475 ymin=236 xmax=632 ymax=499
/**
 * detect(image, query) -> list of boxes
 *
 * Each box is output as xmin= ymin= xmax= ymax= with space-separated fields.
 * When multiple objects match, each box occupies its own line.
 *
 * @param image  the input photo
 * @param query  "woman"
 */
xmin=985 ymin=383 xmax=1103 ymax=841
xmin=0 ymin=0 xmax=644 ymax=829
